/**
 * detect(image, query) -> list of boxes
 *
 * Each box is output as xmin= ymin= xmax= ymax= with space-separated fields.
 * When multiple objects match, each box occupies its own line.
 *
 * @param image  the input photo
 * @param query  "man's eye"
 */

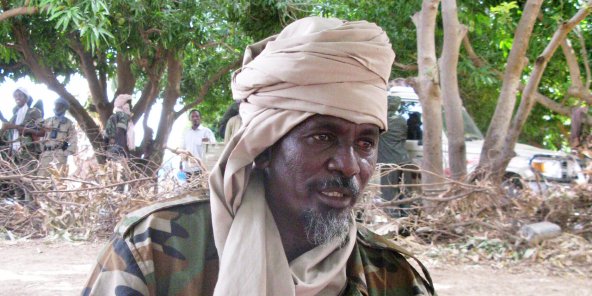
xmin=357 ymin=139 xmax=375 ymax=151
xmin=312 ymin=134 xmax=332 ymax=142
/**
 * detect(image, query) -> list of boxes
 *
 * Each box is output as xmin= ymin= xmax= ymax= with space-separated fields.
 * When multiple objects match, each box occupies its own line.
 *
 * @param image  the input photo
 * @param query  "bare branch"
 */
xmin=496 ymin=0 xmax=592 ymax=174
xmin=574 ymin=26 xmax=591 ymax=90
xmin=0 ymin=6 xmax=38 ymax=22
xmin=176 ymin=58 xmax=241 ymax=116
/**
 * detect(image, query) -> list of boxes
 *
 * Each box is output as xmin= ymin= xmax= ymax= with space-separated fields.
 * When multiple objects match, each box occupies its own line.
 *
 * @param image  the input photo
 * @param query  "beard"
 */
xmin=302 ymin=208 xmax=352 ymax=247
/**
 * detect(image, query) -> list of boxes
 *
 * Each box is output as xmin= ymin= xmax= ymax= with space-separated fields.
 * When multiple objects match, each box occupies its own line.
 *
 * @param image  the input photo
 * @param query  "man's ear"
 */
xmin=254 ymin=148 xmax=271 ymax=169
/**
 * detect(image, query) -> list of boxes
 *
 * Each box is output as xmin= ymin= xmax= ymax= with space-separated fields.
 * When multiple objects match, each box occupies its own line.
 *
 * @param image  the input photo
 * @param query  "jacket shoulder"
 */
xmin=356 ymin=225 xmax=413 ymax=256
xmin=356 ymin=225 xmax=436 ymax=295
xmin=116 ymin=189 xmax=210 ymax=236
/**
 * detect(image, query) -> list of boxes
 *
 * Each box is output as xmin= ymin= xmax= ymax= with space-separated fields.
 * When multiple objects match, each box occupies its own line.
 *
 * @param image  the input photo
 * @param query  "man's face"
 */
xmin=190 ymin=111 xmax=201 ymax=127
xmin=54 ymin=103 xmax=68 ymax=116
xmin=262 ymin=114 xmax=379 ymax=245
xmin=13 ymin=91 xmax=27 ymax=107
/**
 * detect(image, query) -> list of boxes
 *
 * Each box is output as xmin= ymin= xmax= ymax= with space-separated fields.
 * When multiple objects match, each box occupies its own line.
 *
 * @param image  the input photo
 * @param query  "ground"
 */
xmin=0 ymin=239 xmax=590 ymax=296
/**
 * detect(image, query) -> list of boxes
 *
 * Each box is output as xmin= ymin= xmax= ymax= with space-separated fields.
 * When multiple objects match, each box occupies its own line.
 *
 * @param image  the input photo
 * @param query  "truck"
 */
xmin=388 ymin=85 xmax=587 ymax=193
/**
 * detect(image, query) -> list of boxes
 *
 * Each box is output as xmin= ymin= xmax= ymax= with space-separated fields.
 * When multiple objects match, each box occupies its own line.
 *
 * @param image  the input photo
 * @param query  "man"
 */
xmin=378 ymin=94 xmax=412 ymax=212
xmin=180 ymin=109 xmax=217 ymax=176
xmin=37 ymin=97 xmax=77 ymax=177
xmin=83 ymin=17 xmax=435 ymax=295
xmin=104 ymin=94 xmax=135 ymax=192
xmin=0 ymin=88 xmax=43 ymax=199
xmin=104 ymin=94 xmax=135 ymax=159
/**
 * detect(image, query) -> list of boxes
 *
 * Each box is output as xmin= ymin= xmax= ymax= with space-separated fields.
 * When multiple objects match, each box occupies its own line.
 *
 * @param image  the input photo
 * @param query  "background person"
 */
xmin=0 ymin=87 xmax=43 ymax=200
xmin=104 ymin=94 xmax=135 ymax=159
xmin=180 ymin=109 xmax=216 ymax=177
xmin=37 ymin=97 xmax=77 ymax=177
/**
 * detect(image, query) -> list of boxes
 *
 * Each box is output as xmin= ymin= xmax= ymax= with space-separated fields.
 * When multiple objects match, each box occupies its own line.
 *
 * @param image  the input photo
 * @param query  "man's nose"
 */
xmin=327 ymin=146 xmax=360 ymax=177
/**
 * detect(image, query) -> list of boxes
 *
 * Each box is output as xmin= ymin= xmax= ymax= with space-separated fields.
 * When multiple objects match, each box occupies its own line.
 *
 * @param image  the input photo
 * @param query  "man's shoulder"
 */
xmin=116 ymin=189 xmax=211 ymax=236
xmin=356 ymin=225 xmax=413 ymax=257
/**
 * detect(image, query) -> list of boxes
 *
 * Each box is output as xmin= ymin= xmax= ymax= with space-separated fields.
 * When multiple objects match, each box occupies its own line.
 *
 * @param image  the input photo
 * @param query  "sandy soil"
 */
xmin=0 ymin=239 xmax=590 ymax=296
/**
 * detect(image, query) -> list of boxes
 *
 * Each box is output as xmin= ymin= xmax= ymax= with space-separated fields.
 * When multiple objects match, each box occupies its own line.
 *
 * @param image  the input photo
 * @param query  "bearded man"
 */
xmin=83 ymin=17 xmax=435 ymax=296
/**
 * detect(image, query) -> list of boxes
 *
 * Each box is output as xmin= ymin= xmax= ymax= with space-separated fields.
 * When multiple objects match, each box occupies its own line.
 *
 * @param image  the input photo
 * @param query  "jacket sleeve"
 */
xmin=82 ymin=235 xmax=150 ymax=296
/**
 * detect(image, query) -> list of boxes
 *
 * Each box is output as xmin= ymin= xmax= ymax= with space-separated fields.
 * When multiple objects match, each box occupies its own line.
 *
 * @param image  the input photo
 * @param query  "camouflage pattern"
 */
xmin=37 ymin=116 xmax=77 ymax=177
xmin=83 ymin=192 xmax=435 ymax=296
xmin=104 ymin=111 xmax=131 ymax=158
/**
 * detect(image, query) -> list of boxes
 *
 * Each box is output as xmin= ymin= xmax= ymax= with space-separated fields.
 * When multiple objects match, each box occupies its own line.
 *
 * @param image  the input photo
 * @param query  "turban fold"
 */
xmin=209 ymin=16 xmax=395 ymax=296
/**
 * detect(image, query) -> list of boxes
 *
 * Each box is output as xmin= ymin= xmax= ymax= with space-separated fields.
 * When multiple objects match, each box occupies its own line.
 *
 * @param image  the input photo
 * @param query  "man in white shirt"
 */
xmin=180 ymin=109 xmax=217 ymax=176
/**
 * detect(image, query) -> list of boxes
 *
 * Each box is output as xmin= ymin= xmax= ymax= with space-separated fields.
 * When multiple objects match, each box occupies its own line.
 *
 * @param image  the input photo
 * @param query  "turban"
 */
xmin=209 ymin=16 xmax=395 ymax=296
xmin=55 ymin=97 xmax=70 ymax=109
xmin=114 ymin=94 xmax=132 ymax=108
xmin=14 ymin=87 xmax=31 ymax=98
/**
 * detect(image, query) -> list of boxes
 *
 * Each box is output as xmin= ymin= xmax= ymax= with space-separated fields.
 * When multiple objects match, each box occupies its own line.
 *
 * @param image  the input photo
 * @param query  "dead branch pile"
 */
xmin=358 ymin=166 xmax=592 ymax=276
xmin=0 ymin=150 xmax=207 ymax=240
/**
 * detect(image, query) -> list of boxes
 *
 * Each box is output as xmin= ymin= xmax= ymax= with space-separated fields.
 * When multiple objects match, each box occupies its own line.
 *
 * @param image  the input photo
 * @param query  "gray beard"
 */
xmin=303 ymin=209 xmax=352 ymax=247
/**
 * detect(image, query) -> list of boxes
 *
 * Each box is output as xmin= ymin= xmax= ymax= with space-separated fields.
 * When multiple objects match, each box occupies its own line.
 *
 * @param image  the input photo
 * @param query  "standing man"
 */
xmin=378 ymin=94 xmax=413 ymax=216
xmin=2 ymin=88 xmax=43 ymax=170
xmin=37 ymin=97 xmax=77 ymax=177
xmin=104 ymin=94 xmax=135 ymax=159
xmin=84 ymin=17 xmax=434 ymax=296
xmin=1 ymin=88 xmax=42 ymax=200
xmin=180 ymin=109 xmax=216 ymax=176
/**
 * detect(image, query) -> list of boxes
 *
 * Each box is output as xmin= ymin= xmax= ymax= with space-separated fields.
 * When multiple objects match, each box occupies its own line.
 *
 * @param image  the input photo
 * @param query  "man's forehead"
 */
xmin=297 ymin=114 xmax=380 ymax=133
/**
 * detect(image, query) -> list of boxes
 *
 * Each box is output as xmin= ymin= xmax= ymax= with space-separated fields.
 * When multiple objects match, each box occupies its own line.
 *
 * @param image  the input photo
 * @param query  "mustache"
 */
xmin=309 ymin=176 xmax=361 ymax=198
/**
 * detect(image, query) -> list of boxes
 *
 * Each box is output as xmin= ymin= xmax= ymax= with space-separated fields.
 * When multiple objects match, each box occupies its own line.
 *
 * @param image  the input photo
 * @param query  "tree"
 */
xmin=0 ymin=0 xmax=307 ymax=173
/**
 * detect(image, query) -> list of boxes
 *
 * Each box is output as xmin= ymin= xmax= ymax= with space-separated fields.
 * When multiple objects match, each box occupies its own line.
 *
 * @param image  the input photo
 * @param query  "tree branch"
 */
xmin=0 ymin=6 xmax=37 ymax=22
xmin=176 ymin=58 xmax=241 ymax=117
xmin=68 ymin=35 xmax=110 ymax=123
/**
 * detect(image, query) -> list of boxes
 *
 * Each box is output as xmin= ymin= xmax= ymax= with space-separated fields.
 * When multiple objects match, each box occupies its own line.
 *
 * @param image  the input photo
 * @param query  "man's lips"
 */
xmin=317 ymin=188 xmax=354 ymax=209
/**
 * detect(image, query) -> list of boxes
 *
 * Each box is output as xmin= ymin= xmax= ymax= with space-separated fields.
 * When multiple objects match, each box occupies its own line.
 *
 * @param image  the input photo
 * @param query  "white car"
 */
xmin=388 ymin=86 xmax=587 ymax=191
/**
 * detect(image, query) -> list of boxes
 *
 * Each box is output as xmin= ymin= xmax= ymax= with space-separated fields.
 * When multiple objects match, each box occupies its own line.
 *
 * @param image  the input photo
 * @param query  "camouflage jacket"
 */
xmin=83 ymin=193 xmax=435 ymax=296
xmin=104 ymin=111 xmax=130 ymax=146
xmin=40 ymin=116 xmax=77 ymax=155
xmin=3 ymin=106 xmax=43 ymax=153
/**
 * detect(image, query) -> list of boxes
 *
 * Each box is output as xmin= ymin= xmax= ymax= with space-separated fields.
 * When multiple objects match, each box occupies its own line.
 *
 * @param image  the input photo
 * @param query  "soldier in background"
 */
xmin=1 ymin=87 xmax=43 ymax=199
xmin=378 ymin=95 xmax=412 ymax=204
xmin=104 ymin=94 xmax=135 ymax=159
xmin=37 ymin=97 xmax=77 ymax=177
xmin=104 ymin=94 xmax=135 ymax=192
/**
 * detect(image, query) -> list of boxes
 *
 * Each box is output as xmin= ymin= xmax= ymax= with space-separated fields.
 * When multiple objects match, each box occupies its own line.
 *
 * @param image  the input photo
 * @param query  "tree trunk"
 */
xmin=68 ymin=36 xmax=110 ymax=124
xmin=114 ymin=55 xmax=136 ymax=98
xmin=476 ymin=0 xmax=543 ymax=182
xmin=440 ymin=0 xmax=467 ymax=180
xmin=412 ymin=0 xmax=444 ymax=199
xmin=150 ymin=50 xmax=183 ymax=167
xmin=492 ymin=1 xmax=592 ymax=176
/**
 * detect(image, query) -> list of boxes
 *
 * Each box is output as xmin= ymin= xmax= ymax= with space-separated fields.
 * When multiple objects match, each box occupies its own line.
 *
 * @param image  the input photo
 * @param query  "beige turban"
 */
xmin=209 ymin=16 xmax=395 ymax=296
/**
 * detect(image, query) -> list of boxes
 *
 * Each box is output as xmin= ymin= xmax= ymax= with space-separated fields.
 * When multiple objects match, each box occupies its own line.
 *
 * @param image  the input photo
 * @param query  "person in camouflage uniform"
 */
xmin=37 ymin=97 xmax=78 ymax=177
xmin=104 ymin=94 xmax=135 ymax=159
xmin=84 ymin=17 xmax=435 ymax=296
xmin=0 ymin=88 xmax=43 ymax=199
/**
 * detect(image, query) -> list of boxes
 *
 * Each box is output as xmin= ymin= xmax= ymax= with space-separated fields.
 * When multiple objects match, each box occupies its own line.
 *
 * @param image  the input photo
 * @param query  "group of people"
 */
xmin=0 ymin=88 xmax=77 ymax=199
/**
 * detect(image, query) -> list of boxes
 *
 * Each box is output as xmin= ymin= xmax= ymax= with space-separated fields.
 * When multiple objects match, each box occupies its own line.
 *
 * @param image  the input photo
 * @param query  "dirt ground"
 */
xmin=0 ymin=239 xmax=590 ymax=296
